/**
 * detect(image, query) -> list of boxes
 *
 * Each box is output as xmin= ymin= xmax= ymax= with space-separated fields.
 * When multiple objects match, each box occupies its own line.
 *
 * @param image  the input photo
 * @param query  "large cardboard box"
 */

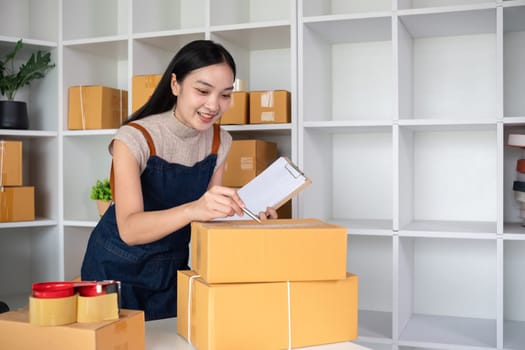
xmin=0 ymin=186 xmax=34 ymax=222
xmin=220 ymin=91 xmax=249 ymax=125
xmin=68 ymin=86 xmax=128 ymax=130
xmin=191 ymin=218 xmax=347 ymax=283
xmin=250 ymin=90 xmax=291 ymax=124
xmin=0 ymin=140 xmax=22 ymax=186
xmin=178 ymin=270 xmax=358 ymax=350
xmin=0 ymin=308 xmax=145 ymax=350
xmin=222 ymin=139 xmax=278 ymax=187
xmin=132 ymin=74 xmax=162 ymax=113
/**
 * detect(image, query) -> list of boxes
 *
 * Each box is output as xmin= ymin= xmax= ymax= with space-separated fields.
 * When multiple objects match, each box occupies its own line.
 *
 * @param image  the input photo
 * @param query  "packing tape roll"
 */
xmin=517 ymin=159 xmax=525 ymax=174
xmin=516 ymin=191 xmax=525 ymax=203
xmin=508 ymin=134 xmax=525 ymax=148
xmin=29 ymin=294 xmax=77 ymax=326
xmin=77 ymin=293 xmax=119 ymax=323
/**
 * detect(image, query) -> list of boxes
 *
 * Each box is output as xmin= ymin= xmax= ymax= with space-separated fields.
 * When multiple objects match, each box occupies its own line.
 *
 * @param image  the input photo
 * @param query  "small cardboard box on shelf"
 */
xmin=249 ymin=90 xmax=291 ymax=124
xmin=68 ymin=85 xmax=128 ymax=130
xmin=222 ymin=139 xmax=278 ymax=187
xmin=0 ymin=186 xmax=34 ymax=222
xmin=0 ymin=140 xmax=22 ymax=186
xmin=220 ymin=91 xmax=249 ymax=125
xmin=132 ymin=74 xmax=162 ymax=113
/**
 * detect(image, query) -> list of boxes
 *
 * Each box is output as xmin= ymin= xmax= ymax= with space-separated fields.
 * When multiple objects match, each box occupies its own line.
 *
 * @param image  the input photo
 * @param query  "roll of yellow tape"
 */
xmin=29 ymin=294 xmax=77 ymax=326
xmin=77 ymin=293 xmax=119 ymax=323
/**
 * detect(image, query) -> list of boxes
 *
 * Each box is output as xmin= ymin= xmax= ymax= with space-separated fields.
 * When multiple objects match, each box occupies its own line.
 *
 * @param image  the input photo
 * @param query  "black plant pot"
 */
xmin=0 ymin=100 xmax=29 ymax=129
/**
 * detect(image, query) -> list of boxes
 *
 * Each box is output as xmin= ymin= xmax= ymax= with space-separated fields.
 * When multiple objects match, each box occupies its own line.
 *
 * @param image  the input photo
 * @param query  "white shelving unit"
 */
xmin=1 ymin=1 xmax=525 ymax=350
xmin=298 ymin=1 xmax=525 ymax=350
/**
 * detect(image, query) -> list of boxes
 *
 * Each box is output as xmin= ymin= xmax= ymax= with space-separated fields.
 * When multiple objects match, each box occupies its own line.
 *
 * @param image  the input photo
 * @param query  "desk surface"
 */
xmin=145 ymin=317 xmax=371 ymax=350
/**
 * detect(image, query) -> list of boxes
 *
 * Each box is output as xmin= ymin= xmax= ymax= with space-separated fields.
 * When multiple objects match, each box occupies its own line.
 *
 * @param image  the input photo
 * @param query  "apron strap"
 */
xmin=211 ymin=123 xmax=220 ymax=155
xmin=110 ymin=122 xmax=157 ymax=199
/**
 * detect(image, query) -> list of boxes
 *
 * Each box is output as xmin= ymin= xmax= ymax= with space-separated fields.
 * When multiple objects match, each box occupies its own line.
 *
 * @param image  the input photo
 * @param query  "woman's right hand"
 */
xmin=189 ymin=185 xmax=245 ymax=222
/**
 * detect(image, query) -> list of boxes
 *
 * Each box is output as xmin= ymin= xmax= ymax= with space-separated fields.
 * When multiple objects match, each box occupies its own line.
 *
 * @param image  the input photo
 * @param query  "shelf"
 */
xmin=302 ymin=0 xmax=392 ymax=17
xmin=0 ymin=218 xmax=56 ymax=229
xmin=301 ymin=128 xmax=393 ymax=223
xmin=132 ymin=0 xmax=206 ymax=34
xmin=358 ymin=310 xmax=393 ymax=342
xmin=398 ymin=220 xmax=497 ymax=237
xmin=398 ymin=127 xmax=497 ymax=231
xmin=503 ymin=240 xmax=525 ymax=349
xmin=210 ymin=0 xmax=291 ymax=26
xmin=301 ymin=16 xmax=392 ymax=123
xmin=63 ymin=135 xmax=113 ymax=222
xmin=0 ymin=0 xmax=58 ymax=42
xmin=335 ymin=219 xmax=393 ymax=236
xmin=348 ymin=235 xmax=393 ymax=341
xmin=397 ymin=237 xmax=497 ymax=347
xmin=503 ymin=5 xmax=525 ymax=118
xmin=398 ymin=8 xmax=497 ymax=121
xmin=398 ymin=314 xmax=496 ymax=348
xmin=63 ymin=0 xmax=128 ymax=41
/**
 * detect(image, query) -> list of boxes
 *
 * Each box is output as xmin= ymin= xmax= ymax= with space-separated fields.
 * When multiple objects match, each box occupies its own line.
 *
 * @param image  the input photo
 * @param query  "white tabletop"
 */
xmin=145 ymin=317 xmax=371 ymax=350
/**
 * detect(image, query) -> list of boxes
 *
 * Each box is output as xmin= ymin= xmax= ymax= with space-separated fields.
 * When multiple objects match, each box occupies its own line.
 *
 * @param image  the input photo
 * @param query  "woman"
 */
xmin=81 ymin=40 xmax=276 ymax=321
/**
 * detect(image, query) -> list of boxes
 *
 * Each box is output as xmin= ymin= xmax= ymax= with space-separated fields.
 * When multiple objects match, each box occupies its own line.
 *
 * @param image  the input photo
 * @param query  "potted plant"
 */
xmin=90 ymin=178 xmax=112 ymax=217
xmin=0 ymin=39 xmax=55 ymax=129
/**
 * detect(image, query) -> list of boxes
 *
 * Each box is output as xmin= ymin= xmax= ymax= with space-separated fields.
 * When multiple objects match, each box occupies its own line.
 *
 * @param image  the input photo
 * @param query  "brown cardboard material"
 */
xmin=0 ymin=140 xmax=22 ymax=186
xmin=0 ymin=308 xmax=145 ymax=350
xmin=0 ymin=186 xmax=35 ymax=222
xmin=220 ymin=91 xmax=249 ymax=125
xmin=68 ymin=86 xmax=128 ymax=130
xmin=222 ymin=139 xmax=278 ymax=187
xmin=177 ymin=270 xmax=358 ymax=350
xmin=191 ymin=218 xmax=347 ymax=283
xmin=250 ymin=90 xmax=291 ymax=124
xmin=132 ymin=74 xmax=162 ymax=113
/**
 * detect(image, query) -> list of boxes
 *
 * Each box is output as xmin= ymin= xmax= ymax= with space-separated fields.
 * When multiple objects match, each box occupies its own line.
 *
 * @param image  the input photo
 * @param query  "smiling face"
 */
xmin=171 ymin=62 xmax=234 ymax=131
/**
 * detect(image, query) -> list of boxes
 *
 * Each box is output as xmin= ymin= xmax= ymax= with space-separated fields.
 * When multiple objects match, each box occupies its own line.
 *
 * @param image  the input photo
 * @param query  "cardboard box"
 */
xmin=178 ymin=270 xmax=358 ymax=350
xmin=68 ymin=86 xmax=128 ymax=130
xmin=0 ymin=186 xmax=34 ymax=222
xmin=220 ymin=91 xmax=249 ymax=125
xmin=132 ymin=74 xmax=162 ymax=113
xmin=191 ymin=218 xmax=347 ymax=283
xmin=0 ymin=308 xmax=145 ymax=350
xmin=250 ymin=90 xmax=291 ymax=124
xmin=0 ymin=140 xmax=22 ymax=186
xmin=222 ymin=139 xmax=278 ymax=187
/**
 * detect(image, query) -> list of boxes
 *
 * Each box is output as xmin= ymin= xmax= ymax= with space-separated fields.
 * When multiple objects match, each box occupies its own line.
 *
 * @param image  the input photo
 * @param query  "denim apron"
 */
xmin=81 ymin=122 xmax=220 ymax=321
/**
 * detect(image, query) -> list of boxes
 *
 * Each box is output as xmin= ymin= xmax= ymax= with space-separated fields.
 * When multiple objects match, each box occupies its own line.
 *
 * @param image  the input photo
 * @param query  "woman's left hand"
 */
xmin=258 ymin=207 xmax=278 ymax=221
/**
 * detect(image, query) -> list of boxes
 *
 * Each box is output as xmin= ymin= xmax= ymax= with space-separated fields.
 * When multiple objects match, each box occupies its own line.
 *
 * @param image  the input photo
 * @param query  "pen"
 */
xmin=242 ymin=207 xmax=262 ymax=223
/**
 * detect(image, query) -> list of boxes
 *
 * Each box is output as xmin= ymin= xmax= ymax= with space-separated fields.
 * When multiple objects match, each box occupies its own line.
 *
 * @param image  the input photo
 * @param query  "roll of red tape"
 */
xmin=517 ymin=159 xmax=525 ymax=174
xmin=32 ymin=282 xmax=75 ymax=298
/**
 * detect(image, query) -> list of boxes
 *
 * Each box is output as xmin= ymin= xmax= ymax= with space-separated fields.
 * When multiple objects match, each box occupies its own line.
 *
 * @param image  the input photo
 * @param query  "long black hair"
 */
xmin=127 ymin=40 xmax=236 ymax=123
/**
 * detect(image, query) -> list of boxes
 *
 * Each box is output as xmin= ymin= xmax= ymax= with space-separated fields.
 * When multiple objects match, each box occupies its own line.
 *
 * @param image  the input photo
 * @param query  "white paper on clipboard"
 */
xmin=220 ymin=156 xmax=311 ymax=221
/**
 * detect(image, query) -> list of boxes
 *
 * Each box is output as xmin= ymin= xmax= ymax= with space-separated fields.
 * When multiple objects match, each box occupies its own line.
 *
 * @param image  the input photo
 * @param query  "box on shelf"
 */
xmin=220 ymin=91 xmax=249 ymax=125
xmin=0 ymin=186 xmax=35 ymax=222
xmin=68 ymin=86 xmax=128 ymax=130
xmin=0 ymin=308 xmax=144 ymax=350
xmin=132 ymin=74 xmax=162 ymax=113
xmin=191 ymin=218 xmax=347 ymax=283
xmin=249 ymin=90 xmax=291 ymax=124
xmin=222 ymin=139 xmax=278 ymax=187
xmin=178 ymin=270 xmax=358 ymax=350
xmin=0 ymin=140 xmax=22 ymax=186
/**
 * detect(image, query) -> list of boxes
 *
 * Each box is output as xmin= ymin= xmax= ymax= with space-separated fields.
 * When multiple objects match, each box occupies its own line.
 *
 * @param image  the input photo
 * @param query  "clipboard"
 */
xmin=221 ymin=156 xmax=311 ymax=221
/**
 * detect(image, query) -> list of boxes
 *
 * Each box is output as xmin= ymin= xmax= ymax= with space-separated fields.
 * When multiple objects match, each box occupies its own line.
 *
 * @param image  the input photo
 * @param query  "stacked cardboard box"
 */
xmin=0 ymin=140 xmax=35 ymax=222
xmin=178 ymin=218 xmax=358 ymax=349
